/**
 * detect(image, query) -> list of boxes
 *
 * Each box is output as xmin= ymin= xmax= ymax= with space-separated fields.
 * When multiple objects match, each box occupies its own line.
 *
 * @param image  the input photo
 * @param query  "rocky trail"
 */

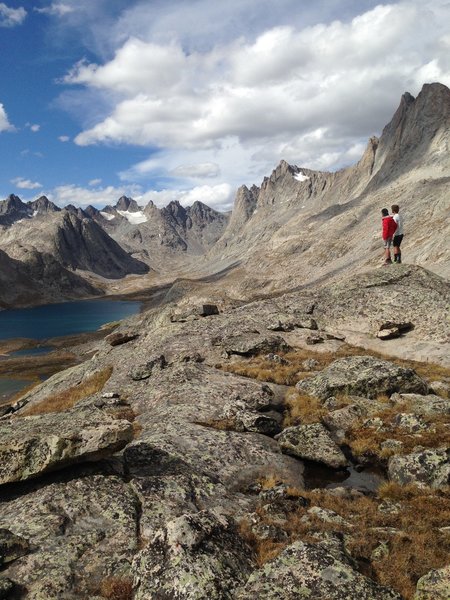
xmin=0 ymin=265 xmax=449 ymax=599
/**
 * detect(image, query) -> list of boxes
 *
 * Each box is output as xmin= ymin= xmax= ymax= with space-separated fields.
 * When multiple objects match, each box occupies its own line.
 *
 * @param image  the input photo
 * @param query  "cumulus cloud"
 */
xmin=35 ymin=181 xmax=233 ymax=212
xmin=0 ymin=103 xmax=14 ymax=132
xmin=65 ymin=0 xmax=450 ymax=191
xmin=169 ymin=162 xmax=221 ymax=179
xmin=46 ymin=183 xmax=139 ymax=208
xmin=58 ymin=135 xmax=70 ymax=142
xmin=11 ymin=177 xmax=42 ymax=190
xmin=138 ymin=184 xmax=233 ymax=211
xmin=35 ymin=3 xmax=74 ymax=17
xmin=0 ymin=3 xmax=26 ymax=27
xmin=29 ymin=124 xmax=40 ymax=132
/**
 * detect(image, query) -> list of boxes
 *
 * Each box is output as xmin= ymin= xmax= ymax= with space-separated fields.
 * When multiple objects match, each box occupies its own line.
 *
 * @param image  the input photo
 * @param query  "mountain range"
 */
xmin=0 ymin=82 xmax=449 ymax=308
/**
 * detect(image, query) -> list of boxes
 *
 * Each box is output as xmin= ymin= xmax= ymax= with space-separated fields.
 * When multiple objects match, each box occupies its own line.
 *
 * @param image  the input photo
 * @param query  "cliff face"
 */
xmin=207 ymin=83 xmax=450 ymax=294
xmin=0 ymin=247 xmax=101 ymax=308
xmin=0 ymin=83 xmax=449 ymax=304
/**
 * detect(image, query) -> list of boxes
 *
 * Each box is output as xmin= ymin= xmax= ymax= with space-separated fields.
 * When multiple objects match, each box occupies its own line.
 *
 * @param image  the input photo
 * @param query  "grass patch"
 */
xmin=283 ymin=389 xmax=328 ymax=426
xmin=98 ymin=577 xmax=133 ymax=600
xmin=241 ymin=478 xmax=450 ymax=599
xmin=346 ymin=404 xmax=450 ymax=461
xmin=220 ymin=344 xmax=450 ymax=389
xmin=21 ymin=365 xmax=113 ymax=416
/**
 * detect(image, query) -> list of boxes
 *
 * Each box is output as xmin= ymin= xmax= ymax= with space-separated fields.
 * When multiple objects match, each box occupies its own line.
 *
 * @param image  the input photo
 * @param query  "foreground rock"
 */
xmin=388 ymin=448 xmax=450 ymax=489
xmin=132 ymin=509 xmax=253 ymax=599
xmin=0 ymin=407 xmax=133 ymax=484
xmin=0 ymin=475 xmax=138 ymax=599
xmin=0 ymin=529 xmax=30 ymax=566
xmin=276 ymin=423 xmax=348 ymax=468
xmin=297 ymin=356 xmax=429 ymax=399
xmin=235 ymin=540 xmax=401 ymax=599
xmin=414 ymin=564 xmax=450 ymax=600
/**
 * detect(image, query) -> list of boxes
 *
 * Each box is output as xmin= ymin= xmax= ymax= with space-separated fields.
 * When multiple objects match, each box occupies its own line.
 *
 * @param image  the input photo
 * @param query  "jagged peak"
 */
xmin=116 ymin=196 xmax=140 ymax=212
xmin=5 ymin=194 xmax=25 ymax=206
xmin=29 ymin=196 xmax=61 ymax=213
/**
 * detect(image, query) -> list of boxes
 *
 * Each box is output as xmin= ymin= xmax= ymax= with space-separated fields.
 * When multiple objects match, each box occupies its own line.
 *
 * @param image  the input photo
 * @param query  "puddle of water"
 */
xmin=304 ymin=461 xmax=385 ymax=493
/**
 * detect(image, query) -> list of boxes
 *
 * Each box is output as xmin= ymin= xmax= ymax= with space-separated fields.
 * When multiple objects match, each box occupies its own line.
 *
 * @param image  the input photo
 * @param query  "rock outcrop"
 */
xmin=0 ymin=407 xmax=133 ymax=484
xmin=235 ymin=540 xmax=402 ymax=599
xmin=297 ymin=355 xmax=429 ymax=399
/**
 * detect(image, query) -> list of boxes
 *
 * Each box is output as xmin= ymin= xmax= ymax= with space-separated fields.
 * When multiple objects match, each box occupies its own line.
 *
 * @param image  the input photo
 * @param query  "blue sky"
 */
xmin=1 ymin=0 xmax=449 ymax=211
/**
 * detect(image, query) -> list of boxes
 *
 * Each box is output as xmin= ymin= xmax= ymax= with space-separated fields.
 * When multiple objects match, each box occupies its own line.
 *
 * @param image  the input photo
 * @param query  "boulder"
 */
xmin=267 ymin=315 xmax=318 ymax=331
xmin=223 ymin=400 xmax=281 ymax=436
xmin=129 ymin=354 xmax=167 ymax=380
xmin=390 ymin=393 xmax=450 ymax=416
xmin=0 ymin=475 xmax=139 ymax=599
xmin=323 ymin=404 xmax=371 ymax=442
xmin=105 ymin=331 xmax=139 ymax=346
xmin=0 ymin=530 xmax=30 ymax=566
xmin=132 ymin=510 xmax=253 ymax=599
xmin=377 ymin=321 xmax=414 ymax=340
xmin=235 ymin=540 xmax=401 ymax=599
xmin=388 ymin=448 xmax=450 ymax=488
xmin=223 ymin=334 xmax=292 ymax=357
xmin=297 ymin=356 xmax=428 ymax=400
xmin=0 ymin=578 xmax=14 ymax=599
xmin=414 ymin=564 xmax=450 ymax=600
xmin=392 ymin=413 xmax=427 ymax=432
xmin=276 ymin=423 xmax=348 ymax=468
xmin=0 ymin=407 xmax=133 ymax=485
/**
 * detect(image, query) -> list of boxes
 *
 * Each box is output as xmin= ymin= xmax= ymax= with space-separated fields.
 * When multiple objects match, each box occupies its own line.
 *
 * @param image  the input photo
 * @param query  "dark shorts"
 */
xmin=393 ymin=234 xmax=403 ymax=248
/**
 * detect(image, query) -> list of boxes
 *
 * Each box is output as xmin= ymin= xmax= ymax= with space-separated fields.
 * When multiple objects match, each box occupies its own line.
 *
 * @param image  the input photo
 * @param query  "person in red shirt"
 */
xmin=381 ymin=207 xmax=398 ymax=265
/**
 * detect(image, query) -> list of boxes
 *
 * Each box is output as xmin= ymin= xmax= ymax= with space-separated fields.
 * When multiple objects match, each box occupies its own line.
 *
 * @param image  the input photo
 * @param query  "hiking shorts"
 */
xmin=383 ymin=237 xmax=393 ymax=249
xmin=393 ymin=234 xmax=404 ymax=248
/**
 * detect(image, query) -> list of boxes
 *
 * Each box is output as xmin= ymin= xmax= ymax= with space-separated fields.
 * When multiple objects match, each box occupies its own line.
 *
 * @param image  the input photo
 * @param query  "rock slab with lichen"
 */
xmin=0 ymin=407 xmax=133 ymax=485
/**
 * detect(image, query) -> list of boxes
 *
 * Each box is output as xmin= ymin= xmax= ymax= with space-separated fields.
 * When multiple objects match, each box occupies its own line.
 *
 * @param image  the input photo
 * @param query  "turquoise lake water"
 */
xmin=0 ymin=299 xmax=141 ymax=341
xmin=0 ymin=299 xmax=141 ymax=402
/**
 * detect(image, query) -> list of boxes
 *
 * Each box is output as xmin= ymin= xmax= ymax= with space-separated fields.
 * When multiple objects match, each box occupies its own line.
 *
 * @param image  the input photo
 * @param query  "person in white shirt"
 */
xmin=391 ymin=204 xmax=404 ymax=263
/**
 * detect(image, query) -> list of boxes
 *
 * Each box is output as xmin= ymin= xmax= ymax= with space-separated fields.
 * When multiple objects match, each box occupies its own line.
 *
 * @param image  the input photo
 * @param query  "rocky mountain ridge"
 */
xmin=0 ymin=264 xmax=448 ymax=598
xmin=0 ymin=82 xmax=449 ymax=310
xmin=203 ymin=82 xmax=450 ymax=296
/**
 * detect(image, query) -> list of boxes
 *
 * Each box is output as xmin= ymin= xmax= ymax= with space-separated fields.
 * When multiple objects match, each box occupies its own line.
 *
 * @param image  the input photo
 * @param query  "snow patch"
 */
xmin=294 ymin=171 xmax=310 ymax=183
xmin=100 ymin=211 xmax=116 ymax=221
xmin=117 ymin=210 xmax=148 ymax=224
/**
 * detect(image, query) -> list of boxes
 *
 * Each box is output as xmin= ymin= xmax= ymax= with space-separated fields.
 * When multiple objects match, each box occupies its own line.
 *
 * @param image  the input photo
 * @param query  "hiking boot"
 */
xmin=383 ymin=259 xmax=392 ymax=266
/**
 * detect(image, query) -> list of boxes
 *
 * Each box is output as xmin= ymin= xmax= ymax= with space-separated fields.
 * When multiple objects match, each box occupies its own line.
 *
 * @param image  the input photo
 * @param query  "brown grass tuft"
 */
xmin=243 ymin=480 xmax=450 ymax=599
xmin=21 ymin=366 xmax=113 ymax=416
xmin=238 ymin=519 xmax=285 ymax=566
xmin=99 ymin=576 xmax=133 ymax=600
xmin=194 ymin=418 xmax=237 ymax=431
xmin=283 ymin=389 xmax=327 ymax=426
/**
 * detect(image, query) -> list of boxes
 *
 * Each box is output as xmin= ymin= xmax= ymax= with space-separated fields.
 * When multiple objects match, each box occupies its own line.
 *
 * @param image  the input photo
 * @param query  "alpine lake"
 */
xmin=0 ymin=298 xmax=141 ymax=405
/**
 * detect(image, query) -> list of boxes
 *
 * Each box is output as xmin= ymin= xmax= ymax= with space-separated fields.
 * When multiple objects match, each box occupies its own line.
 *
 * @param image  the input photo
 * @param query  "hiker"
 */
xmin=381 ymin=207 xmax=397 ymax=265
xmin=391 ymin=204 xmax=404 ymax=263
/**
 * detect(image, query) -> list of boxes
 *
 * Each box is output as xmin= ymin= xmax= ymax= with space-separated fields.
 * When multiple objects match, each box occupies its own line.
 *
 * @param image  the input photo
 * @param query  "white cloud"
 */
xmin=29 ymin=124 xmax=40 ymax=132
xmin=65 ymin=0 xmax=450 ymax=189
xmin=0 ymin=3 xmax=26 ymax=27
xmin=34 ymin=181 xmax=233 ymax=212
xmin=169 ymin=162 xmax=220 ymax=179
xmin=58 ymin=135 xmax=70 ymax=142
xmin=89 ymin=178 xmax=102 ymax=186
xmin=0 ymin=103 xmax=13 ymax=132
xmin=45 ymin=183 xmax=138 ymax=208
xmin=11 ymin=177 xmax=42 ymax=190
xmin=35 ymin=3 xmax=74 ymax=17
xmin=138 ymin=184 xmax=233 ymax=211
